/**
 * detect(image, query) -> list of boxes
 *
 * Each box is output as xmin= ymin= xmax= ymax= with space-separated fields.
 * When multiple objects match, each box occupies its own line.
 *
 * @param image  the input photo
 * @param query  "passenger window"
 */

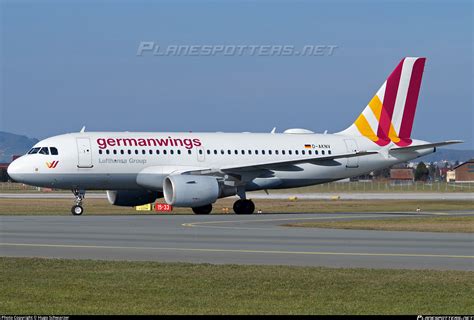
xmin=221 ymin=150 xmax=224 ymax=155
xmin=255 ymin=150 xmax=258 ymax=155
xmin=241 ymin=150 xmax=245 ymax=155
xmin=308 ymin=150 xmax=312 ymax=155
xmin=315 ymin=150 xmax=319 ymax=155
xmin=121 ymin=150 xmax=125 ymax=155
xmin=113 ymin=150 xmax=117 ymax=155
xmin=156 ymin=150 xmax=160 ymax=155
xmin=177 ymin=150 xmax=181 ymax=155
xmin=99 ymin=150 xmax=103 ymax=155
xmin=234 ymin=150 xmax=238 ymax=155
xmin=50 ymin=147 xmax=59 ymax=155
xmin=149 ymin=150 xmax=153 ymax=155
xmin=163 ymin=150 xmax=167 ymax=155
xmin=268 ymin=150 xmax=272 ymax=155
xmin=214 ymin=150 xmax=217 ymax=155
xmin=199 ymin=150 xmax=203 ymax=155
xmin=282 ymin=150 xmax=286 ymax=155
xmin=188 ymin=150 xmax=192 ymax=155
xmin=275 ymin=150 xmax=279 ymax=155
xmin=128 ymin=150 xmax=131 ymax=155
xmin=322 ymin=150 xmax=325 ymax=155
xmin=295 ymin=150 xmax=299 ymax=155
xmin=301 ymin=150 xmax=305 ymax=155
xmin=106 ymin=150 xmax=110 ymax=155
xmin=227 ymin=150 xmax=231 ymax=155
xmin=142 ymin=150 xmax=146 ymax=155
xmin=248 ymin=150 xmax=252 ymax=155
xmin=170 ymin=150 xmax=174 ymax=155
xmin=288 ymin=150 xmax=292 ymax=155
xmin=207 ymin=150 xmax=210 ymax=155
xmin=39 ymin=147 xmax=49 ymax=155
xmin=262 ymin=150 xmax=265 ymax=155
xmin=135 ymin=150 xmax=138 ymax=155
xmin=328 ymin=150 xmax=332 ymax=155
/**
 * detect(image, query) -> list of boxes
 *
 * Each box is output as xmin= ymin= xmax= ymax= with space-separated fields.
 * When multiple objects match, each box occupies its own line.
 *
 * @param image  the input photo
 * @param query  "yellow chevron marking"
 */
xmin=354 ymin=114 xmax=378 ymax=142
xmin=356 ymin=95 xmax=400 ymax=143
xmin=388 ymin=123 xmax=401 ymax=143
xmin=368 ymin=95 xmax=383 ymax=120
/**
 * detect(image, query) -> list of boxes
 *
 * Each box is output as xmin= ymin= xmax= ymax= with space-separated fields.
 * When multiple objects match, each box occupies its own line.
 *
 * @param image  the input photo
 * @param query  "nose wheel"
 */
xmin=71 ymin=189 xmax=85 ymax=215
xmin=71 ymin=205 xmax=84 ymax=215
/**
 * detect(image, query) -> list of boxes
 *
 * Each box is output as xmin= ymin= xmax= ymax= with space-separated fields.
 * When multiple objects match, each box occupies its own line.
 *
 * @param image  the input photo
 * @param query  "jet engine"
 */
xmin=106 ymin=190 xmax=161 ymax=207
xmin=163 ymin=175 xmax=220 ymax=207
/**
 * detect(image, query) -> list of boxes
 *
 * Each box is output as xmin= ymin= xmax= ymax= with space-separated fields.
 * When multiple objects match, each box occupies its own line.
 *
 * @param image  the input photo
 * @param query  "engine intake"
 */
xmin=106 ymin=190 xmax=161 ymax=207
xmin=163 ymin=175 xmax=220 ymax=207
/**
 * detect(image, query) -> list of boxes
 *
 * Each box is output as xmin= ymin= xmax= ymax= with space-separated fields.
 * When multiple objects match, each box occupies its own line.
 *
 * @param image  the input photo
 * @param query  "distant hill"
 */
xmin=0 ymin=131 xmax=38 ymax=163
xmin=419 ymin=148 xmax=474 ymax=163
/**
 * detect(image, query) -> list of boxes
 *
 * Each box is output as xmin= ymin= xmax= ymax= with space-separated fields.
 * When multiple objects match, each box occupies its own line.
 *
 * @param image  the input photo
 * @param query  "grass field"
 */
xmin=285 ymin=216 xmax=474 ymax=233
xmin=1 ymin=181 xmax=474 ymax=193
xmin=0 ymin=198 xmax=472 ymax=215
xmin=1 ymin=257 xmax=473 ymax=315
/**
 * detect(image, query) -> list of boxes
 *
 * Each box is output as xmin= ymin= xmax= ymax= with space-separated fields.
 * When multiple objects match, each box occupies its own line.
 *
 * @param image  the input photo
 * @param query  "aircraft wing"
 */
xmin=389 ymin=140 xmax=463 ymax=152
xmin=220 ymin=150 xmax=378 ymax=172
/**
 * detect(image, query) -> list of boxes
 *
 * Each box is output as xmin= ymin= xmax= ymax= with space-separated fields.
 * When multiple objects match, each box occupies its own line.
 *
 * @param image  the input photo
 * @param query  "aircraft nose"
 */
xmin=7 ymin=157 xmax=28 ymax=183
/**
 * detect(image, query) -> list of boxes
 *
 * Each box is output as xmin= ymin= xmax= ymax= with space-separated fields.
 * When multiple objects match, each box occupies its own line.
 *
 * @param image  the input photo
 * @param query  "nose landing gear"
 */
xmin=71 ymin=189 xmax=85 ymax=215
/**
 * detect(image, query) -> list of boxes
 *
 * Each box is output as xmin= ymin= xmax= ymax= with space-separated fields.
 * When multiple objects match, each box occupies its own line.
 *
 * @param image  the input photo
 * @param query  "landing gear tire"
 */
xmin=71 ymin=189 xmax=85 ymax=216
xmin=192 ymin=204 xmax=213 ymax=215
xmin=233 ymin=199 xmax=255 ymax=215
xmin=71 ymin=205 xmax=84 ymax=216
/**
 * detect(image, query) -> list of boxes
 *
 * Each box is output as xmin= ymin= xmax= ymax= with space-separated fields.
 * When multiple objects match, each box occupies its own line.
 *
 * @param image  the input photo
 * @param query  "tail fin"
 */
xmin=339 ymin=57 xmax=426 ymax=147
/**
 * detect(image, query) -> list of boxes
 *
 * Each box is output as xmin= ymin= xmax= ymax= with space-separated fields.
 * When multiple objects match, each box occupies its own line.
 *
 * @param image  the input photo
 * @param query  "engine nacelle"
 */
xmin=106 ymin=190 xmax=161 ymax=207
xmin=163 ymin=175 xmax=220 ymax=207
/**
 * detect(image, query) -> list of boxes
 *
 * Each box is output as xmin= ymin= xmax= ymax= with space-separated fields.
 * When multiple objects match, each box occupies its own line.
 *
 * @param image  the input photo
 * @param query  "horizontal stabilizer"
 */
xmin=389 ymin=140 xmax=463 ymax=152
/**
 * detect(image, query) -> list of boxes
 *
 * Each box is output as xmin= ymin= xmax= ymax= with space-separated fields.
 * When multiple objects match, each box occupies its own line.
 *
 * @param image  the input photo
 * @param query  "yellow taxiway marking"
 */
xmin=181 ymin=213 xmax=460 ymax=229
xmin=1 ymin=242 xmax=473 ymax=259
xmin=182 ymin=214 xmax=389 ymax=228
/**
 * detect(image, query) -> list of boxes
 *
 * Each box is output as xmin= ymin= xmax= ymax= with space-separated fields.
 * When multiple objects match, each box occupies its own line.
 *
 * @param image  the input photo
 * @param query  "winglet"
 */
xmin=80 ymin=126 xmax=86 ymax=133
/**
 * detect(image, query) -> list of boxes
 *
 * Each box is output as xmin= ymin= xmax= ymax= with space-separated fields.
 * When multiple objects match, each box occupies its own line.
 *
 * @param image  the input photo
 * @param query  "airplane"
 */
xmin=7 ymin=57 xmax=462 ymax=215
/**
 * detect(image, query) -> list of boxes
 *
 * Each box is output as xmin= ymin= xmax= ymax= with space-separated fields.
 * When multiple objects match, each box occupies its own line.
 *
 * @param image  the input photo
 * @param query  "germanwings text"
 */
xmin=97 ymin=137 xmax=202 ymax=150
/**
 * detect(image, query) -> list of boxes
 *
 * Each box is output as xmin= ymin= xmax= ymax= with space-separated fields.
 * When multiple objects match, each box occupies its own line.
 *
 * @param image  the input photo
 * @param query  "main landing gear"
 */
xmin=192 ymin=204 xmax=213 ymax=215
xmin=71 ymin=189 xmax=85 ymax=215
xmin=191 ymin=199 xmax=256 ymax=215
xmin=233 ymin=199 xmax=255 ymax=215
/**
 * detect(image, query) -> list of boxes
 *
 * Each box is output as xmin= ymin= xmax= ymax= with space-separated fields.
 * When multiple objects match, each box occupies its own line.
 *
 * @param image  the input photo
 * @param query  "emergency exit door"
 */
xmin=76 ymin=137 xmax=93 ymax=168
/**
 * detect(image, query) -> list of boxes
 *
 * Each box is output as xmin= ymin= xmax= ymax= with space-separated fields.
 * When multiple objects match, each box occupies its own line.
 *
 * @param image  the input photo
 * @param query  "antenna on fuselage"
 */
xmin=80 ymin=126 xmax=86 ymax=133
xmin=271 ymin=127 xmax=276 ymax=134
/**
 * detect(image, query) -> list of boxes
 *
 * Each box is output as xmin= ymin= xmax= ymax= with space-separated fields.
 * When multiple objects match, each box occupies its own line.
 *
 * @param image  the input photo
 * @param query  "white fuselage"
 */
xmin=7 ymin=131 xmax=433 ymax=192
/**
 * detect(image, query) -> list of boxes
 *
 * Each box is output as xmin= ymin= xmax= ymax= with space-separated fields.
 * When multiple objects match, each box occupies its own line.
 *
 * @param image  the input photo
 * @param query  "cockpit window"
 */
xmin=50 ymin=147 xmax=58 ymax=155
xmin=39 ymin=147 xmax=49 ymax=155
xmin=28 ymin=147 xmax=40 ymax=154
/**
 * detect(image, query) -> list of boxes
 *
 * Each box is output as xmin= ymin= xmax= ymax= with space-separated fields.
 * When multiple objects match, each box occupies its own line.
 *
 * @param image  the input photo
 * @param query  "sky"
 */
xmin=1 ymin=0 xmax=473 ymax=148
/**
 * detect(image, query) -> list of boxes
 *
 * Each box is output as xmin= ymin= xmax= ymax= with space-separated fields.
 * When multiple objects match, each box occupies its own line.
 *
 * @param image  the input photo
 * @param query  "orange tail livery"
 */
xmin=340 ymin=57 xmax=426 ymax=147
